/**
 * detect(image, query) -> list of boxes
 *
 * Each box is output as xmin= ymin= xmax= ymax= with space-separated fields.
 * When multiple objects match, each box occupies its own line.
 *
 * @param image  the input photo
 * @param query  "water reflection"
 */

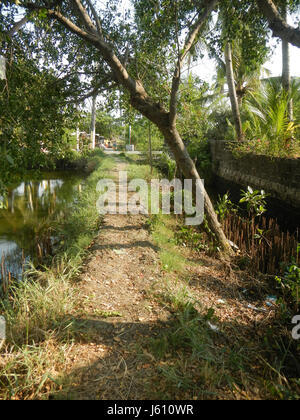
xmin=0 ymin=172 xmax=84 ymax=285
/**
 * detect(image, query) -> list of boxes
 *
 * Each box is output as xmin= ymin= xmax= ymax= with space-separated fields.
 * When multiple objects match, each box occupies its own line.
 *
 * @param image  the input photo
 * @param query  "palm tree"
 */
xmin=243 ymin=78 xmax=300 ymax=155
xmin=224 ymin=42 xmax=244 ymax=141
xmin=213 ymin=40 xmax=265 ymax=106
xmin=208 ymin=38 xmax=267 ymax=142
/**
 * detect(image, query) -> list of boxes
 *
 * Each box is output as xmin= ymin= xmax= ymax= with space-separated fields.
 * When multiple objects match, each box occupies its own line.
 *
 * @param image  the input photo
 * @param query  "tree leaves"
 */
xmin=5 ymin=154 xmax=14 ymax=165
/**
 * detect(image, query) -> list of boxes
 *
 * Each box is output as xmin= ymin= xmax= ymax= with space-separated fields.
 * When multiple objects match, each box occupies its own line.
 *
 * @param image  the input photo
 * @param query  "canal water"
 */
xmin=0 ymin=171 xmax=84 ymax=283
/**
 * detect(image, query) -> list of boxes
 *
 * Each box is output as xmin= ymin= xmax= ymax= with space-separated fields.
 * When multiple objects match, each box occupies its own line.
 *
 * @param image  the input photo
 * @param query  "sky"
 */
xmin=174 ymin=9 xmax=300 ymax=85
xmin=11 ymin=0 xmax=300 ymax=86
xmin=194 ymin=39 xmax=300 ymax=85
xmin=116 ymin=0 xmax=300 ymax=84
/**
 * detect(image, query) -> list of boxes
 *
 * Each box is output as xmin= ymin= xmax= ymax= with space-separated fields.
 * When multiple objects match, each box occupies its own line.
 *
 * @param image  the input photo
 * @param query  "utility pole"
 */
xmin=0 ymin=16 xmax=28 ymax=80
xmin=148 ymin=122 xmax=153 ymax=174
xmin=90 ymin=94 xmax=97 ymax=149
xmin=129 ymin=125 xmax=131 ymax=145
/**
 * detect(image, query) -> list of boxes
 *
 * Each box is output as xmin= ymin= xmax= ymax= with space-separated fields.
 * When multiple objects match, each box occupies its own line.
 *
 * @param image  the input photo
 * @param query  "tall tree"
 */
xmin=257 ymin=0 xmax=300 ymax=48
xmin=279 ymin=0 xmax=297 ymax=121
xmin=224 ymin=42 xmax=244 ymax=141
xmin=11 ymin=0 xmax=299 ymax=252
xmin=203 ymin=1 xmax=270 ymax=142
xmin=16 ymin=0 xmax=235 ymax=254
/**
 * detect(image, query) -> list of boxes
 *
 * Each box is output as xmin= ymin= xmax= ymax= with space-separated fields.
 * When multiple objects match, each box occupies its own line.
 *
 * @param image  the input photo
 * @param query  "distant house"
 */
xmin=260 ymin=76 xmax=300 ymax=84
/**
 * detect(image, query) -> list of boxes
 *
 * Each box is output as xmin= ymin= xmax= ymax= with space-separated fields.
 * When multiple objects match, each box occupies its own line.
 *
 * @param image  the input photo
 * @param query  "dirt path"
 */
xmin=53 ymin=158 xmax=299 ymax=401
xmin=58 ymin=159 xmax=171 ymax=400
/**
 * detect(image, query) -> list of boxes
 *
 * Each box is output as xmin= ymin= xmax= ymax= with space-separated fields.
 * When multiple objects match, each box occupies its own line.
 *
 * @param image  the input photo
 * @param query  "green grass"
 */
xmin=0 ymin=262 xmax=81 ymax=399
xmin=54 ymin=151 xmax=114 ymax=259
xmin=91 ymin=310 xmax=122 ymax=318
xmin=0 ymin=150 xmax=116 ymax=400
xmin=145 ymin=285 xmax=232 ymax=399
xmin=141 ymin=186 xmax=300 ymax=400
xmin=126 ymin=162 xmax=160 ymax=182
xmin=1 ymin=154 xmax=299 ymax=400
xmin=149 ymin=213 xmax=188 ymax=273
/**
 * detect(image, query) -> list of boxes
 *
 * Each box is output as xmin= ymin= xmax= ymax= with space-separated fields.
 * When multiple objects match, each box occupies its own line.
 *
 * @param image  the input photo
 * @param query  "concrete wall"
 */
xmin=209 ymin=140 xmax=300 ymax=212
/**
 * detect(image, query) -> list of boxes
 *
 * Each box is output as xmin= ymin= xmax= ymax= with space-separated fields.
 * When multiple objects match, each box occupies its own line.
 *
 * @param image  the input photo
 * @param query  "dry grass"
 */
xmin=0 ymin=152 xmax=114 ymax=400
xmin=1 ymin=156 xmax=299 ymax=400
xmin=143 ymin=212 xmax=300 ymax=400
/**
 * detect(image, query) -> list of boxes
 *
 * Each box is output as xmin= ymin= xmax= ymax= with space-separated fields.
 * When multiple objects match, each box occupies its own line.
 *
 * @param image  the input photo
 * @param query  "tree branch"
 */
xmin=257 ymin=0 xmax=300 ymax=48
xmin=22 ymin=2 xmax=99 ymax=44
xmin=83 ymin=0 xmax=103 ymax=38
xmin=169 ymin=0 xmax=218 ymax=127
xmin=20 ymin=1 xmax=168 ymax=126
xmin=72 ymin=0 xmax=98 ymax=35
xmin=72 ymin=82 xmax=118 ymax=103
xmin=8 ymin=16 xmax=28 ymax=37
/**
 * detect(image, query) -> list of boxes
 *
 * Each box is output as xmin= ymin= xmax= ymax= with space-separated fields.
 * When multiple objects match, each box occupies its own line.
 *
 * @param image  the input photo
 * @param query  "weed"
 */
xmin=240 ymin=186 xmax=268 ymax=218
xmin=215 ymin=193 xmax=237 ymax=222
xmin=174 ymin=225 xmax=208 ymax=252
xmin=275 ymin=243 xmax=300 ymax=312
xmin=0 ymin=151 xmax=114 ymax=399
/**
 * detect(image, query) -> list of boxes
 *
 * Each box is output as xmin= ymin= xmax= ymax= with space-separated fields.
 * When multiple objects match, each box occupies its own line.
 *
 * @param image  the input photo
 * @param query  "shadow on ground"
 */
xmin=46 ymin=304 xmax=300 ymax=400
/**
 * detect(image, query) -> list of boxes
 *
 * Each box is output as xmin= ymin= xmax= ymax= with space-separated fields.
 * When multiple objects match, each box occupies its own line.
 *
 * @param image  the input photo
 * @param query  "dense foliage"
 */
xmin=0 ymin=0 xmax=299 ymax=182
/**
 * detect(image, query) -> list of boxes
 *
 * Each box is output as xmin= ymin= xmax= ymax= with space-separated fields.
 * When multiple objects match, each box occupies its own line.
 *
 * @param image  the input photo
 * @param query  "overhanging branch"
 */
xmin=257 ymin=0 xmax=300 ymax=48
xmin=169 ymin=0 xmax=219 ymax=127
xmin=8 ymin=16 xmax=28 ymax=37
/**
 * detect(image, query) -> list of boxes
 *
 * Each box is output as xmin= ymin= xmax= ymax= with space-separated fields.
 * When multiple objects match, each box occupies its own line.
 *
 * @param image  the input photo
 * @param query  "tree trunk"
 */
xmin=282 ymin=4 xmax=293 ymax=121
xmin=22 ymin=0 xmax=233 ymax=255
xmin=76 ymin=125 xmax=80 ymax=152
xmin=224 ymin=43 xmax=244 ymax=142
xmin=130 ymin=94 xmax=234 ymax=255
xmin=90 ymin=94 xmax=96 ymax=149
xmin=161 ymin=125 xmax=234 ymax=256
xmin=257 ymin=0 xmax=300 ymax=49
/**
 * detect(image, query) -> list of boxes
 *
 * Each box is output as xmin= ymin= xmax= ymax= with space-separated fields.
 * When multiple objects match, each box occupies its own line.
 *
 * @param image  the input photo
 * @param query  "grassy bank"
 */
xmin=0 ymin=151 xmax=115 ymax=399
xmin=1 ymin=155 xmax=299 ymax=400
xmin=123 ymin=161 xmax=300 ymax=400
xmin=141 ymin=211 xmax=300 ymax=400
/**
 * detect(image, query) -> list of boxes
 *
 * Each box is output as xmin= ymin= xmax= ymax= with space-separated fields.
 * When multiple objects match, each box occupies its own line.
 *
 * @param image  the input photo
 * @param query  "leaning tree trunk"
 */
xmin=257 ymin=0 xmax=300 ymax=49
xmin=161 ymin=126 xmax=234 ymax=256
xmin=282 ymin=3 xmax=293 ymax=121
xmin=224 ymin=43 xmax=244 ymax=142
xmin=130 ymin=93 xmax=234 ymax=256
xmin=25 ymin=0 xmax=233 ymax=255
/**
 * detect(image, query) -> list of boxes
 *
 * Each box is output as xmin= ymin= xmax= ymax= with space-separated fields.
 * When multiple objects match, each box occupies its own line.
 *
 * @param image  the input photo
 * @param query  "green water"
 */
xmin=0 ymin=171 xmax=84 ymax=281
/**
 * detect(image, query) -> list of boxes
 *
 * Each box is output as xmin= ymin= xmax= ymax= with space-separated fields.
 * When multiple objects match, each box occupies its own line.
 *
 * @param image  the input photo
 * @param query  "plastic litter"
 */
xmin=113 ymin=249 xmax=126 ymax=255
xmin=228 ymin=240 xmax=239 ymax=251
xmin=247 ymin=304 xmax=267 ymax=312
xmin=207 ymin=322 xmax=219 ymax=332
xmin=265 ymin=295 xmax=277 ymax=307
